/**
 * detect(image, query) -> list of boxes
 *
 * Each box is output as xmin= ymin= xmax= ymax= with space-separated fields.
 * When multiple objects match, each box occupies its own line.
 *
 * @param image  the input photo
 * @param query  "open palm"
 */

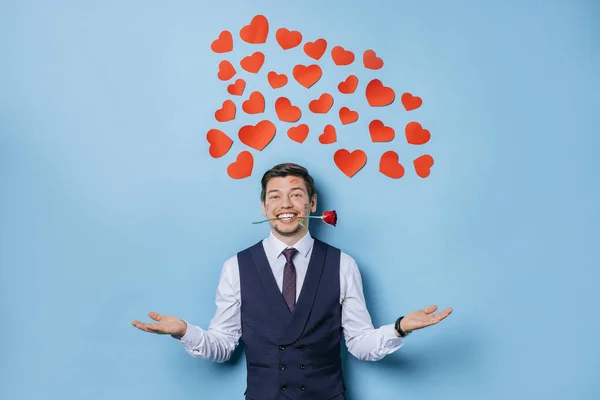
xmin=131 ymin=312 xmax=187 ymax=337
xmin=401 ymin=305 xmax=453 ymax=333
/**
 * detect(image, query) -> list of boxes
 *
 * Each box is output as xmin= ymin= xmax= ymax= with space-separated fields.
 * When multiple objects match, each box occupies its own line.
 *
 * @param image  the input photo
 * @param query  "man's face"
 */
xmin=261 ymin=175 xmax=317 ymax=238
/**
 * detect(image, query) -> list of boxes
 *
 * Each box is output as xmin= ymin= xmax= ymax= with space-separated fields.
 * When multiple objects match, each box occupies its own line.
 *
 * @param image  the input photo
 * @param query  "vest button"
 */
xmin=280 ymin=385 xmax=287 ymax=391
xmin=279 ymin=345 xmax=285 ymax=351
xmin=299 ymin=345 xmax=305 ymax=351
xmin=300 ymin=364 xmax=306 ymax=370
xmin=279 ymin=365 xmax=286 ymax=371
xmin=301 ymin=384 xmax=306 ymax=391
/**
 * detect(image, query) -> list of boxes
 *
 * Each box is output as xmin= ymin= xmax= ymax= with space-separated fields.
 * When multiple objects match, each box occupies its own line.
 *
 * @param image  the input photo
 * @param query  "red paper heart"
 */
xmin=331 ymin=46 xmax=355 ymax=66
xmin=366 ymin=79 xmax=395 ymax=107
xmin=338 ymin=75 xmax=358 ymax=94
xmin=339 ymin=107 xmax=358 ymax=125
xmin=413 ymin=154 xmax=434 ymax=178
xmin=267 ymin=71 xmax=288 ymax=89
xmin=227 ymin=151 xmax=254 ymax=179
xmin=292 ymin=64 xmax=322 ymax=88
xmin=309 ymin=93 xmax=333 ymax=114
xmin=405 ymin=122 xmax=430 ymax=145
xmin=238 ymin=120 xmax=276 ymax=151
xmin=303 ymin=38 xmax=327 ymax=60
xmin=206 ymin=129 xmax=233 ymax=158
xmin=379 ymin=151 xmax=405 ymax=179
xmin=369 ymin=120 xmax=395 ymax=142
xmin=363 ymin=49 xmax=383 ymax=70
xmin=275 ymin=97 xmax=302 ymax=122
xmin=276 ymin=28 xmax=302 ymax=50
xmin=211 ymin=30 xmax=233 ymax=53
xmin=217 ymin=60 xmax=236 ymax=81
xmin=240 ymin=15 xmax=269 ymax=44
xmin=227 ymin=79 xmax=245 ymax=96
xmin=318 ymin=125 xmax=337 ymax=144
xmin=287 ymin=124 xmax=309 ymax=143
xmin=240 ymin=51 xmax=265 ymax=73
xmin=334 ymin=149 xmax=367 ymax=178
xmin=215 ymin=100 xmax=236 ymax=122
xmin=242 ymin=91 xmax=265 ymax=114
xmin=401 ymin=93 xmax=423 ymax=111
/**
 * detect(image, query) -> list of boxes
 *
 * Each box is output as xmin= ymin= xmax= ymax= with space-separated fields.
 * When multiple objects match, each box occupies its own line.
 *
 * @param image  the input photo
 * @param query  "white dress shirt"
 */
xmin=175 ymin=231 xmax=404 ymax=362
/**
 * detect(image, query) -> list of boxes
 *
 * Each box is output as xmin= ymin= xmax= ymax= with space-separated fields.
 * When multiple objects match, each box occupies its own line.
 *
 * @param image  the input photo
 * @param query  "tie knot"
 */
xmin=282 ymin=247 xmax=298 ymax=262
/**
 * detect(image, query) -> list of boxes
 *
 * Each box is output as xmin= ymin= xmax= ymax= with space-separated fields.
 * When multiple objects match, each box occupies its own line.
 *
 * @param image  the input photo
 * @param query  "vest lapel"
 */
xmin=278 ymin=238 xmax=327 ymax=344
xmin=249 ymin=242 xmax=293 ymax=322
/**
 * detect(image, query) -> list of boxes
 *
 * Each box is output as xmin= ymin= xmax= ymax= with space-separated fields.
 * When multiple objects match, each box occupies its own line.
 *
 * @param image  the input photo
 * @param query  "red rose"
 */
xmin=322 ymin=210 xmax=337 ymax=226
xmin=252 ymin=209 xmax=337 ymax=227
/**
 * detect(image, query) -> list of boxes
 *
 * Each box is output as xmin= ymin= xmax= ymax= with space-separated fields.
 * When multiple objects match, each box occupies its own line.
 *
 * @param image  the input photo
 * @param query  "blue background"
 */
xmin=1 ymin=0 xmax=599 ymax=399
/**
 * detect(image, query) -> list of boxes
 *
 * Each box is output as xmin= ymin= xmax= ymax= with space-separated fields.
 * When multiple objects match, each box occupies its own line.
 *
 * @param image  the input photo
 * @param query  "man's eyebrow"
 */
xmin=266 ymin=187 xmax=306 ymax=194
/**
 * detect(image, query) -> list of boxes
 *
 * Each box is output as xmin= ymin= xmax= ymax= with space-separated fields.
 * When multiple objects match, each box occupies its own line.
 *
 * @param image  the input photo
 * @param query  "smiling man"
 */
xmin=132 ymin=162 xmax=452 ymax=400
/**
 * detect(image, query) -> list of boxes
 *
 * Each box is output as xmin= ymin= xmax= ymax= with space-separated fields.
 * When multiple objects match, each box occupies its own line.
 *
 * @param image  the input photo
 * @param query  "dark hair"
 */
xmin=260 ymin=163 xmax=316 ymax=202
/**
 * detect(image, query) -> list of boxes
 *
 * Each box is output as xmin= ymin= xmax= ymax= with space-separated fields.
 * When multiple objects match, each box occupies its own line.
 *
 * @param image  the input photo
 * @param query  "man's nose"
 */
xmin=281 ymin=196 xmax=293 ymax=207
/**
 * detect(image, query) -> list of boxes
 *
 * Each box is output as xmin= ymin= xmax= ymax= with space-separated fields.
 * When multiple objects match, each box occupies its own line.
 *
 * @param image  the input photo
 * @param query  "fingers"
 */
xmin=130 ymin=312 xmax=162 ymax=334
xmin=131 ymin=320 xmax=167 ymax=334
xmin=422 ymin=305 xmax=438 ymax=314
xmin=432 ymin=307 xmax=453 ymax=322
xmin=148 ymin=311 xmax=161 ymax=321
xmin=131 ymin=320 xmax=152 ymax=332
xmin=419 ymin=306 xmax=452 ymax=324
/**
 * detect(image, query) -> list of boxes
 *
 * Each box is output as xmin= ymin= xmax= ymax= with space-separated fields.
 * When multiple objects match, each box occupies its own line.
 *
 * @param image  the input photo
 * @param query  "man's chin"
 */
xmin=272 ymin=224 xmax=305 ymax=237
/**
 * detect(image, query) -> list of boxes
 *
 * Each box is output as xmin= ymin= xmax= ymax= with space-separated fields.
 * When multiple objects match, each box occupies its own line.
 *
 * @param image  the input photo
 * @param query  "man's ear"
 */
xmin=310 ymin=194 xmax=317 ymax=213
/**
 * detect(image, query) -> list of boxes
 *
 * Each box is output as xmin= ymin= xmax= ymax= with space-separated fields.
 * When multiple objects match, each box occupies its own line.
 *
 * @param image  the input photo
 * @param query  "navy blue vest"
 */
xmin=237 ymin=238 xmax=346 ymax=400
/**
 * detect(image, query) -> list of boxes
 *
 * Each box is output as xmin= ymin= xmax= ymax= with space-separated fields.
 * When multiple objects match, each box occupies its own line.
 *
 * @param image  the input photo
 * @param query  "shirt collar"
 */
xmin=265 ymin=230 xmax=314 ymax=259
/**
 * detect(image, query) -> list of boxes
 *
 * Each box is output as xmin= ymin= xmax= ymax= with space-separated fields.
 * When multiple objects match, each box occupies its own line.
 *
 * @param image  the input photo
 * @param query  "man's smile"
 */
xmin=276 ymin=212 xmax=300 ymax=223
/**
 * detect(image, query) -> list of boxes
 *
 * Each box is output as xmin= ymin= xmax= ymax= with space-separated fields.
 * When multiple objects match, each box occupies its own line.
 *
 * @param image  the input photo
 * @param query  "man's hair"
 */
xmin=260 ymin=163 xmax=316 ymax=202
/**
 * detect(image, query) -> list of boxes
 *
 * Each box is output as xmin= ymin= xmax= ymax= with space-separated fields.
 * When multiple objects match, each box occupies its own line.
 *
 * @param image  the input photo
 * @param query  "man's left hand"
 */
xmin=399 ymin=305 xmax=453 ymax=335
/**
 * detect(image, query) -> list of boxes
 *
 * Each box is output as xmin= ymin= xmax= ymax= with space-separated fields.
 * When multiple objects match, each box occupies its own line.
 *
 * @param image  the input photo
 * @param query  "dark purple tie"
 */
xmin=281 ymin=247 xmax=298 ymax=313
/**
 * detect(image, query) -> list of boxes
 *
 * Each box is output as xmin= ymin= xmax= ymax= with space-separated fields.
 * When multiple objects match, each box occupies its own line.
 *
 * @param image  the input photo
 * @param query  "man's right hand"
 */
xmin=131 ymin=312 xmax=187 ymax=338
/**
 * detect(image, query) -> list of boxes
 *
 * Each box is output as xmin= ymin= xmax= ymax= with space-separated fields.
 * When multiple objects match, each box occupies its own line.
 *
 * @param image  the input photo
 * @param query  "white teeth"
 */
xmin=278 ymin=213 xmax=297 ymax=220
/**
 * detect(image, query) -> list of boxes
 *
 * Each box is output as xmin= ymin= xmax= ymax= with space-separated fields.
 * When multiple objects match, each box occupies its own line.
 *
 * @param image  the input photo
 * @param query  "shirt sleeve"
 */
xmin=340 ymin=254 xmax=404 ymax=361
xmin=173 ymin=256 xmax=242 ymax=363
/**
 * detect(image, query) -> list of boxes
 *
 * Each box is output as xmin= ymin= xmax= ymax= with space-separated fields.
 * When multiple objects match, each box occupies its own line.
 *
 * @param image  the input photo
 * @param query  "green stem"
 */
xmin=251 ymin=215 xmax=323 ymax=224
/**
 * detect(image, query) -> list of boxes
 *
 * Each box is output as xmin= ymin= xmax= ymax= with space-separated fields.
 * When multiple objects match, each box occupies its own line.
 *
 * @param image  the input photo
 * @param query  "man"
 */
xmin=132 ymin=162 xmax=452 ymax=399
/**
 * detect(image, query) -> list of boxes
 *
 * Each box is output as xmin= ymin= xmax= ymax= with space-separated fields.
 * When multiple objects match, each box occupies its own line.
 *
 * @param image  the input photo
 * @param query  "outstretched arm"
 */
xmin=132 ymin=257 xmax=242 ymax=363
xmin=341 ymin=256 xmax=403 ymax=361
xmin=340 ymin=256 xmax=452 ymax=361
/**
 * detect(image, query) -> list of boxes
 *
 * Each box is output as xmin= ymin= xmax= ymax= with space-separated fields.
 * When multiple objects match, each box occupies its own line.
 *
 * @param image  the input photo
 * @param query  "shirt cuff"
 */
xmin=382 ymin=323 xmax=405 ymax=348
xmin=172 ymin=320 xmax=204 ymax=348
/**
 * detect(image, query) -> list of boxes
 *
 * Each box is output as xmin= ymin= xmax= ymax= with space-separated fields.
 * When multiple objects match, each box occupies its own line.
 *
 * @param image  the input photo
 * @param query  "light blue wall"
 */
xmin=1 ymin=0 xmax=599 ymax=399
